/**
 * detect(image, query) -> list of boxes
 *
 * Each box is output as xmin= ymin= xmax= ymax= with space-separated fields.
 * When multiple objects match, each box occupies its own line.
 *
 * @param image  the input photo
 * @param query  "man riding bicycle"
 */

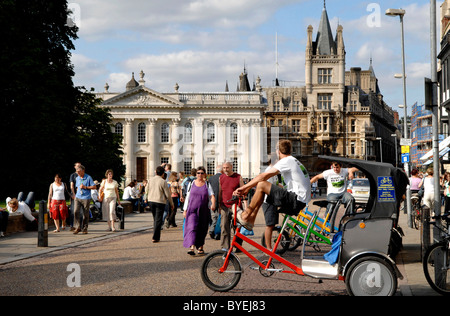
xmin=233 ymin=140 xmax=311 ymax=250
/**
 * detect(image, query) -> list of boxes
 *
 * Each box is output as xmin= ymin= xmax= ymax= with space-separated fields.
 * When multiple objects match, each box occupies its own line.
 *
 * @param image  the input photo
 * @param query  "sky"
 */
xmin=70 ymin=0 xmax=443 ymax=115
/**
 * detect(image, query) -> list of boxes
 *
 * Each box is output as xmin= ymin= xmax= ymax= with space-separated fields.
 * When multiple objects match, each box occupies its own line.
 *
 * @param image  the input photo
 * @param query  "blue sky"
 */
xmin=70 ymin=0 xmax=443 ymax=115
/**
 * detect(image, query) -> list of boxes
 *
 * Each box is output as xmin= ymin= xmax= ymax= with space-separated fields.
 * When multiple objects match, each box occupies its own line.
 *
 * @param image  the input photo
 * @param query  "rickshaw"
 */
xmin=201 ymin=156 xmax=409 ymax=296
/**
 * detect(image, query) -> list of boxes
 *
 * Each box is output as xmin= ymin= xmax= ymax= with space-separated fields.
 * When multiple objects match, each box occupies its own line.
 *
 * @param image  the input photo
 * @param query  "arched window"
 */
xmin=137 ymin=122 xmax=146 ymax=143
xmin=114 ymin=122 xmax=123 ymax=136
xmin=207 ymin=122 xmax=215 ymax=143
xmin=230 ymin=123 xmax=238 ymax=143
xmin=184 ymin=122 xmax=192 ymax=143
xmin=161 ymin=123 xmax=170 ymax=143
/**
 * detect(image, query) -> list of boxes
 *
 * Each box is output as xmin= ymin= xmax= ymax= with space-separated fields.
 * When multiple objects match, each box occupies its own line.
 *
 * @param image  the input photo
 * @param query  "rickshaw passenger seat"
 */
xmin=312 ymin=200 xmax=329 ymax=208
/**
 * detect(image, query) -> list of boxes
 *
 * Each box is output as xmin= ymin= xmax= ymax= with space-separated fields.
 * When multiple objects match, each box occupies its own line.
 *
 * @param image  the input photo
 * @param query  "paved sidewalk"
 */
xmin=0 ymin=210 xmax=155 ymax=265
xmin=0 ymin=204 xmax=441 ymax=296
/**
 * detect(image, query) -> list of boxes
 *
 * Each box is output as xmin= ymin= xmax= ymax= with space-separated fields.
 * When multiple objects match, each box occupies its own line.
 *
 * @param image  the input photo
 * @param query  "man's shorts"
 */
xmin=263 ymin=184 xmax=306 ymax=226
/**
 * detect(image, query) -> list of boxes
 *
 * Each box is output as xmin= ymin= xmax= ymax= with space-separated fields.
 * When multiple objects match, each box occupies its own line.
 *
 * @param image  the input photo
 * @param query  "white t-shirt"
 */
xmin=322 ymin=168 xmax=349 ymax=195
xmin=272 ymin=156 xmax=311 ymax=204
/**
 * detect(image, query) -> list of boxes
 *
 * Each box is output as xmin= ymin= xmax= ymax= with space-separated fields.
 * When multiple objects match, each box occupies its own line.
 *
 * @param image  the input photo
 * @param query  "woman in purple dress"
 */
xmin=183 ymin=166 xmax=216 ymax=255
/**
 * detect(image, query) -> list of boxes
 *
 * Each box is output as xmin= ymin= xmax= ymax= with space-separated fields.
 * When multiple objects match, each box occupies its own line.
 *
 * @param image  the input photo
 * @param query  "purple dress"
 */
xmin=183 ymin=182 xmax=211 ymax=248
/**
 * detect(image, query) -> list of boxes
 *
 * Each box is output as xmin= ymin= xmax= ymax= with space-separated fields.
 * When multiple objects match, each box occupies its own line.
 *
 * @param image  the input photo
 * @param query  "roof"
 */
xmin=315 ymin=7 xmax=336 ymax=55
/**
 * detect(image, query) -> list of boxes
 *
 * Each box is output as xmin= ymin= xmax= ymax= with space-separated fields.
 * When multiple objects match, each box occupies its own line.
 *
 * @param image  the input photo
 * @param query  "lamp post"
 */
xmin=376 ymin=137 xmax=383 ymax=162
xmin=391 ymin=133 xmax=398 ymax=167
xmin=386 ymin=8 xmax=412 ymax=227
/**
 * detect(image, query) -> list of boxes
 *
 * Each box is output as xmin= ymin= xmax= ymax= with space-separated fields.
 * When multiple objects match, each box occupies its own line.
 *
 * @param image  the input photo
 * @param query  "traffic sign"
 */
xmin=401 ymin=153 xmax=410 ymax=163
xmin=401 ymin=146 xmax=410 ymax=154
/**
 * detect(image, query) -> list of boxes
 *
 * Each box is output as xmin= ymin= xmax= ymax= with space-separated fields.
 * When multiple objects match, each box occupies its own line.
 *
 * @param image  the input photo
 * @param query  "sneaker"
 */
xmin=236 ymin=210 xmax=254 ymax=230
xmin=0 ymin=231 xmax=4 ymax=237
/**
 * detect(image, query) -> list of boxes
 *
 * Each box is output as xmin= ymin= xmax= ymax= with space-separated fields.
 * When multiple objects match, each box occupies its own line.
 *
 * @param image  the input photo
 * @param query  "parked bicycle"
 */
xmin=411 ymin=192 xmax=422 ymax=230
xmin=423 ymin=213 xmax=450 ymax=295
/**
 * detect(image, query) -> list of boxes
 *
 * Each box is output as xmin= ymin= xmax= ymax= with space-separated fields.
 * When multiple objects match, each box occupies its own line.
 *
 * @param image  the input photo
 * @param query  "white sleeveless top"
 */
xmin=52 ymin=183 xmax=66 ymax=201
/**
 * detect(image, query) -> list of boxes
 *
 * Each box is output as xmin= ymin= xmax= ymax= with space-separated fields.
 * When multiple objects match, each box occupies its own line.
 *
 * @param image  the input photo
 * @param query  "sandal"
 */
xmin=188 ymin=247 xmax=196 ymax=256
xmin=197 ymin=249 xmax=205 ymax=255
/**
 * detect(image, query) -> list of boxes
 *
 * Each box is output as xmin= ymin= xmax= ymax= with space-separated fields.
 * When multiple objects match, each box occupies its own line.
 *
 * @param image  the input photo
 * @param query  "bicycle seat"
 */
xmin=312 ymin=200 xmax=329 ymax=208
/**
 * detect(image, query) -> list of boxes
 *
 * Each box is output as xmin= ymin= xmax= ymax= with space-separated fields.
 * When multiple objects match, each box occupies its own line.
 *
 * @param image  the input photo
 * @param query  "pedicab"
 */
xmin=200 ymin=156 xmax=409 ymax=296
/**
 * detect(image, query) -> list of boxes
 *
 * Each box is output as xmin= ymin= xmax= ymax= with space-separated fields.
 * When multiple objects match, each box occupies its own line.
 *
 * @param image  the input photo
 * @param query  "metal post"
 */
xmin=37 ymin=201 xmax=48 ymax=247
xmin=399 ymin=14 xmax=413 ymax=228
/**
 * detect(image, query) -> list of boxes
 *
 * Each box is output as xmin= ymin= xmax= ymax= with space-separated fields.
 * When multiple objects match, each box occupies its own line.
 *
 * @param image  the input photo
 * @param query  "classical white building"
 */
xmin=97 ymin=71 xmax=267 ymax=183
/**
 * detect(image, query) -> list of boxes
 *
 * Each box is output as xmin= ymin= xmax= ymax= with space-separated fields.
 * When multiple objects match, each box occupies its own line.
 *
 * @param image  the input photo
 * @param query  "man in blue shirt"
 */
xmin=73 ymin=165 xmax=95 ymax=234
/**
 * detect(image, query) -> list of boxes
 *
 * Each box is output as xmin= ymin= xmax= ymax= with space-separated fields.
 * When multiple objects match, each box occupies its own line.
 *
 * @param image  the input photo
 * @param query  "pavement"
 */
xmin=0 ymin=202 xmax=441 ymax=296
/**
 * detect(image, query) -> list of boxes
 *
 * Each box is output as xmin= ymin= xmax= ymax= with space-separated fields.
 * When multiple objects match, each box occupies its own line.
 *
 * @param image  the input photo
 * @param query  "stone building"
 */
xmin=97 ymin=70 xmax=266 ymax=184
xmin=264 ymin=5 xmax=397 ymax=173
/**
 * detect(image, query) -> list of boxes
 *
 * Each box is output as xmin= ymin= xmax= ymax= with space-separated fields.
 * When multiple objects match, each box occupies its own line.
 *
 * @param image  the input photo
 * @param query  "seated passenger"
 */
xmin=310 ymin=161 xmax=358 ymax=216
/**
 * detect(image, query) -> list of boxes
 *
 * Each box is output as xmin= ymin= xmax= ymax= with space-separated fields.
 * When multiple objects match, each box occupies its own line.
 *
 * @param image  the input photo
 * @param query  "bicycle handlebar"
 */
xmin=227 ymin=195 xmax=248 ymax=203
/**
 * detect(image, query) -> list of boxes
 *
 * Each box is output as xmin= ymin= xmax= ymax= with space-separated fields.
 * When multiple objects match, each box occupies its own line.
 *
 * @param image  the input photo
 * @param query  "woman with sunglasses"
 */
xmin=183 ymin=166 xmax=216 ymax=255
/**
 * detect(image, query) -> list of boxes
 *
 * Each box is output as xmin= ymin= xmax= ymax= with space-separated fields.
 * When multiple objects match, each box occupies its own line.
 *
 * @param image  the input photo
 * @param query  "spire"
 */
xmin=315 ymin=4 xmax=336 ymax=55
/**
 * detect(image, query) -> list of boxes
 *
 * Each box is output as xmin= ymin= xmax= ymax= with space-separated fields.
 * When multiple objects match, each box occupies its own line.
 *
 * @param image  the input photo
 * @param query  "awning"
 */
xmin=420 ymin=135 xmax=450 ymax=161
xmin=423 ymin=147 xmax=450 ymax=165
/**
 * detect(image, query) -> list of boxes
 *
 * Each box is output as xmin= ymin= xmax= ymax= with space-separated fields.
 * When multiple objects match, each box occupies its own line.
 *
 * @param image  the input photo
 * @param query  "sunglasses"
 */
xmin=197 ymin=172 xmax=205 ymax=175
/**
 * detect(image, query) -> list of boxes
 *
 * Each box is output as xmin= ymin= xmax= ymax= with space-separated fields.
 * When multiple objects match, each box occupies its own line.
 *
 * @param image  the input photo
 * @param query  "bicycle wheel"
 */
xmin=423 ymin=242 xmax=450 ymax=295
xmin=411 ymin=204 xmax=420 ymax=230
xmin=260 ymin=226 xmax=291 ymax=255
xmin=201 ymin=250 xmax=242 ymax=292
xmin=286 ymin=224 xmax=303 ymax=251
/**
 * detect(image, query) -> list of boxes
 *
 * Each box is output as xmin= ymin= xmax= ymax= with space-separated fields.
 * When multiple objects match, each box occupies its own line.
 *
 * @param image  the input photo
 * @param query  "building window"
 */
xmin=323 ymin=117 xmax=328 ymax=131
xmin=184 ymin=122 xmax=193 ymax=143
xmin=318 ymin=94 xmax=332 ymax=110
xmin=273 ymin=100 xmax=281 ymax=111
xmin=137 ymin=122 xmax=146 ymax=143
xmin=292 ymin=141 xmax=301 ymax=156
xmin=350 ymin=119 xmax=356 ymax=132
xmin=206 ymin=158 xmax=215 ymax=175
xmin=230 ymin=157 xmax=239 ymax=173
xmin=207 ymin=122 xmax=215 ymax=143
xmin=161 ymin=157 xmax=169 ymax=165
xmin=318 ymin=68 xmax=332 ymax=84
xmin=114 ymin=123 xmax=123 ymax=136
xmin=292 ymin=120 xmax=301 ymax=133
xmin=350 ymin=141 xmax=356 ymax=156
xmin=161 ymin=123 xmax=169 ymax=143
xmin=183 ymin=157 xmax=192 ymax=174
xmin=230 ymin=123 xmax=238 ymax=143
xmin=293 ymin=100 xmax=301 ymax=112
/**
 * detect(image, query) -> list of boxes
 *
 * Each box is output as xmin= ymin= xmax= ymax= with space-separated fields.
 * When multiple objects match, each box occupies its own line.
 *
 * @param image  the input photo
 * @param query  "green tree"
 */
xmin=0 ymin=0 xmax=124 ymax=200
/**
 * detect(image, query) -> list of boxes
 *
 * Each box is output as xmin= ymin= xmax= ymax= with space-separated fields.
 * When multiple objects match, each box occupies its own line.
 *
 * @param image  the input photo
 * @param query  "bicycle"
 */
xmin=411 ymin=193 xmax=422 ymax=230
xmin=423 ymin=213 xmax=450 ymax=295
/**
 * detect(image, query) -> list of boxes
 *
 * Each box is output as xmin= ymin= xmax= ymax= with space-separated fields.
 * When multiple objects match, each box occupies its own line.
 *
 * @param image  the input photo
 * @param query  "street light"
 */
xmin=386 ymin=8 xmax=412 ymax=227
xmin=391 ymin=133 xmax=398 ymax=167
xmin=376 ymin=137 xmax=383 ymax=162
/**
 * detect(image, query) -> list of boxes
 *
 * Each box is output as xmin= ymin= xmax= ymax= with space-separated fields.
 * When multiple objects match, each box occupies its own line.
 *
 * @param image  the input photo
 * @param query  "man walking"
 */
xmin=73 ymin=165 xmax=96 ymax=234
xmin=208 ymin=165 xmax=222 ymax=240
xmin=219 ymin=162 xmax=246 ymax=250
xmin=147 ymin=166 xmax=174 ymax=243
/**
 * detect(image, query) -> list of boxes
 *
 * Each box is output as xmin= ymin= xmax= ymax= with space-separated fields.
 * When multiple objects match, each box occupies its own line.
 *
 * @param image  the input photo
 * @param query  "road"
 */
xmin=0 ymin=210 xmax=347 ymax=297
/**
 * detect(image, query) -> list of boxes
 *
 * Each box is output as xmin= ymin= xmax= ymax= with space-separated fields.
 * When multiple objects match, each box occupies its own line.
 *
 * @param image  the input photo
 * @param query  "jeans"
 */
xmin=150 ymin=202 xmax=165 ymax=241
xmin=74 ymin=198 xmax=91 ymax=231
xmin=327 ymin=192 xmax=355 ymax=215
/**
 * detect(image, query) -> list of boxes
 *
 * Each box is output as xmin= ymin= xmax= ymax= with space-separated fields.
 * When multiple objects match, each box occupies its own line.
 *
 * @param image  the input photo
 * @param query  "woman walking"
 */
xmin=99 ymin=169 xmax=121 ymax=231
xmin=47 ymin=174 xmax=69 ymax=232
xmin=420 ymin=168 xmax=435 ymax=213
xmin=183 ymin=166 xmax=215 ymax=255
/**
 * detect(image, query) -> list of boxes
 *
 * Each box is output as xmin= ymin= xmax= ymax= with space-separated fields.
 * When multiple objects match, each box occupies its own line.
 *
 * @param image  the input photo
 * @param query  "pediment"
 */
xmin=102 ymin=86 xmax=183 ymax=107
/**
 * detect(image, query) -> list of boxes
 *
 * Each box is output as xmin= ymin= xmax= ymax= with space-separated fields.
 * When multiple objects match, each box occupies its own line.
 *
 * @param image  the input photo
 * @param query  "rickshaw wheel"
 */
xmin=201 ymin=250 xmax=242 ymax=292
xmin=345 ymin=256 xmax=397 ymax=296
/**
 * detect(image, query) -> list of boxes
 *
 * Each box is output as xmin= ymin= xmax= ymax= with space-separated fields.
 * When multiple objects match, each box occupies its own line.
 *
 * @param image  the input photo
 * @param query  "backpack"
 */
xmin=182 ymin=176 xmax=195 ymax=198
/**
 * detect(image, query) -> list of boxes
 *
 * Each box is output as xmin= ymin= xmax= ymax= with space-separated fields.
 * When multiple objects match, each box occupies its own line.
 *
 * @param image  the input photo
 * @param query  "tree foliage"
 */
xmin=0 ymin=0 xmax=124 ymax=199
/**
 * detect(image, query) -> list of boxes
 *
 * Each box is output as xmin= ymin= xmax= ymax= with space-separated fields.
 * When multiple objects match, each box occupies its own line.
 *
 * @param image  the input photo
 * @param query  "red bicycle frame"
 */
xmin=219 ymin=197 xmax=305 ymax=276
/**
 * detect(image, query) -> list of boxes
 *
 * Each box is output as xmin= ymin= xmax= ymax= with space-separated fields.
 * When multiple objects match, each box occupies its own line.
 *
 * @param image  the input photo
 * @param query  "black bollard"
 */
xmin=37 ymin=201 xmax=48 ymax=247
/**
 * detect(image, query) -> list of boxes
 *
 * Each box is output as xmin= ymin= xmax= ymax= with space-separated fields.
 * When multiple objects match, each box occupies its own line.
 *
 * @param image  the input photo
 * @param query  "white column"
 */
xmin=252 ymin=119 xmax=263 ymax=177
xmin=148 ymin=118 xmax=157 ymax=177
xmin=241 ymin=119 xmax=251 ymax=178
xmin=125 ymin=118 xmax=135 ymax=184
xmin=218 ymin=119 xmax=227 ymax=166
xmin=171 ymin=118 xmax=181 ymax=172
xmin=193 ymin=118 xmax=204 ymax=167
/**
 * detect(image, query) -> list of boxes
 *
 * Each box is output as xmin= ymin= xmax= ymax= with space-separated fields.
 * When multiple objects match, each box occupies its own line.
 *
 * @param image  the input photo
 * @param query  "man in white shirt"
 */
xmin=234 ymin=140 xmax=311 ymax=250
xmin=310 ymin=161 xmax=358 ymax=215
